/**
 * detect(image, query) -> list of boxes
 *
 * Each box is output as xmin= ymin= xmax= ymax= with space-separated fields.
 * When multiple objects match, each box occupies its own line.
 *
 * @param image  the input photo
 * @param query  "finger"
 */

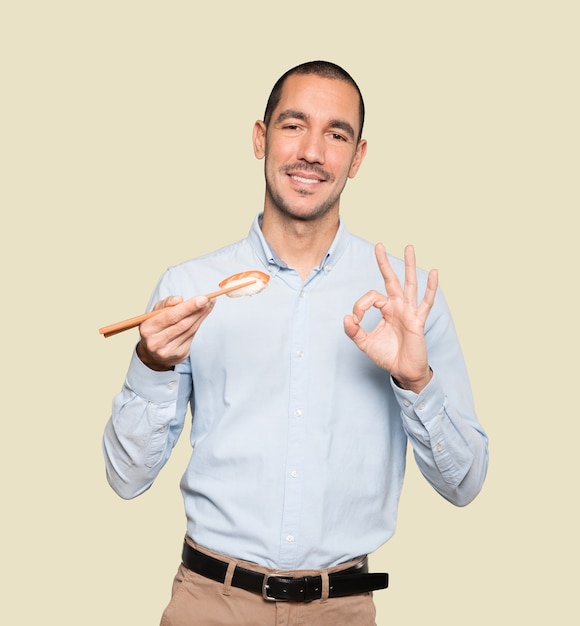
xmin=403 ymin=245 xmax=418 ymax=305
xmin=164 ymin=296 xmax=213 ymax=334
xmin=418 ymin=268 xmax=438 ymax=321
xmin=343 ymin=313 xmax=368 ymax=344
xmin=350 ymin=289 xmax=389 ymax=322
xmin=375 ymin=243 xmax=403 ymax=298
xmin=144 ymin=296 xmax=212 ymax=336
xmin=165 ymin=295 xmax=211 ymax=321
xmin=140 ymin=298 xmax=215 ymax=363
xmin=182 ymin=298 xmax=215 ymax=335
xmin=182 ymin=295 xmax=210 ymax=313
xmin=153 ymin=295 xmax=183 ymax=311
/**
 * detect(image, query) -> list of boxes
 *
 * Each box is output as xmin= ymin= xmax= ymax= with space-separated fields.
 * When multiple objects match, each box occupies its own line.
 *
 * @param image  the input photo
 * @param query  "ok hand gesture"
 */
xmin=343 ymin=244 xmax=438 ymax=393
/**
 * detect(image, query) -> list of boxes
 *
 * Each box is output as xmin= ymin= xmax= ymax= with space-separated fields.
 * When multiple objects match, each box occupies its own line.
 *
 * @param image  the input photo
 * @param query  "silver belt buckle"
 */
xmin=262 ymin=574 xmax=289 ymax=601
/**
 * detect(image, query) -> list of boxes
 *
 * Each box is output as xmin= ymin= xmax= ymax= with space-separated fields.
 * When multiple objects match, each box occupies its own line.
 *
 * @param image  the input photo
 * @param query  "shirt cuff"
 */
xmin=125 ymin=347 xmax=180 ymax=403
xmin=390 ymin=369 xmax=446 ymax=425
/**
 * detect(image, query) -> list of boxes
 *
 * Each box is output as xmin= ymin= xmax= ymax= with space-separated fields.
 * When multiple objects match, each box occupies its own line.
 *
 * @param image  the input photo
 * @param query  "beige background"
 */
xmin=1 ymin=1 xmax=578 ymax=624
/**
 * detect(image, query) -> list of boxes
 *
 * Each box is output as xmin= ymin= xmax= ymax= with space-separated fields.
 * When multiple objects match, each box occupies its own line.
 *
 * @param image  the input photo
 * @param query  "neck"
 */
xmin=261 ymin=208 xmax=339 ymax=280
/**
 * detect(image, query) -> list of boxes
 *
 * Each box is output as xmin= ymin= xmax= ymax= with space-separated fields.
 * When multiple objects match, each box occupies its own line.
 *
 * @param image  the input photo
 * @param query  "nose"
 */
xmin=296 ymin=131 xmax=325 ymax=164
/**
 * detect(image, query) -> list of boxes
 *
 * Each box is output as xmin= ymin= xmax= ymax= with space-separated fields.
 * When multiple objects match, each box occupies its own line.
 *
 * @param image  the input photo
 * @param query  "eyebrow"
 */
xmin=274 ymin=109 xmax=356 ymax=141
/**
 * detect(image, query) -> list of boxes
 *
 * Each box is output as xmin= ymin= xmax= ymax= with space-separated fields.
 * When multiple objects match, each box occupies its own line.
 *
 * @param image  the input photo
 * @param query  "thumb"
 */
xmin=156 ymin=295 xmax=183 ymax=310
xmin=343 ymin=314 xmax=362 ymax=341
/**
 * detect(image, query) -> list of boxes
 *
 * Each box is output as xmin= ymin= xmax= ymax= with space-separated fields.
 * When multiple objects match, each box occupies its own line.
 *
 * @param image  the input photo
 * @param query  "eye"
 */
xmin=280 ymin=123 xmax=303 ymax=135
xmin=329 ymin=132 xmax=348 ymax=142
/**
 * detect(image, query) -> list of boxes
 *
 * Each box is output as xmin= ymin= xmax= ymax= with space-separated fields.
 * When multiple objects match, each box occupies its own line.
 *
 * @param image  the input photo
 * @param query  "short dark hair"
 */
xmin=263 ymin=60 xmax=365 ymax=141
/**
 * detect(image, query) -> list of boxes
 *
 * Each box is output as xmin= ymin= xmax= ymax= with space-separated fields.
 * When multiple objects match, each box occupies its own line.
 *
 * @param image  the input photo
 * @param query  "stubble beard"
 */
xmin=264 ymin=163 xmax=346 ymax=223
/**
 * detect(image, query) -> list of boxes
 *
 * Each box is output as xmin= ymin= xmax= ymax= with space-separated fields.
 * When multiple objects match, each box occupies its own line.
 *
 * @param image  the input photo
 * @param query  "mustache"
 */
xmin=280 ymin=162 xmax=334 ymax=182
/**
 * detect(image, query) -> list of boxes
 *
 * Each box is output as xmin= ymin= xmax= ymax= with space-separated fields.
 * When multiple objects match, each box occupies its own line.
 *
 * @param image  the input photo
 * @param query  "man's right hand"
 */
xmin=136 ymin=295 xmax=215 ymax=371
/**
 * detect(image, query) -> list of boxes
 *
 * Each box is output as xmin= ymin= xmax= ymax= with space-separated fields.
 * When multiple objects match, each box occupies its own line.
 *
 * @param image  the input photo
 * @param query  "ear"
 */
xmin=348 ymin=139 xmax=367 ymax=179
xmin=253 ymin=121 xmax=267 ymax=160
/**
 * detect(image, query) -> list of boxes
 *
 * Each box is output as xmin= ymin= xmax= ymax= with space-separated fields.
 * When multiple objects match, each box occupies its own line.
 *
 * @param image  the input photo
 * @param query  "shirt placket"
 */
xmin=278 ymin=285 xmax=309 ymax=569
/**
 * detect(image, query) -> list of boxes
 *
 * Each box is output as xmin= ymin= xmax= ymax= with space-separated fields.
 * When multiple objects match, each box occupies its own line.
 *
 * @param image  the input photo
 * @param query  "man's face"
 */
xmin=253 ymin=74 xmax=367 ymax=222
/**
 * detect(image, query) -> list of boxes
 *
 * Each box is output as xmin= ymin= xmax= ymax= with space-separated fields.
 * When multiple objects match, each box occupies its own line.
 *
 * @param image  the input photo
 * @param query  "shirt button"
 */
xmin=403 ymin=400 xmax=411 ymax=407
xmin=294 ymin=409 xmax=303 ymax=417
xmin=417 ymin=402 xmax=426 ymax=410
xmin=435 ymin=444 xmax=443 ymax=453
xmin=167 ymin=382 xmax=176 ymax=391
xmin=286 ymin=535 xmax=295 ymax=542
xmin=290 ymin=470 xmax=298 ymax=478
xmin=296 ymin=350 xmax=304 ymax=358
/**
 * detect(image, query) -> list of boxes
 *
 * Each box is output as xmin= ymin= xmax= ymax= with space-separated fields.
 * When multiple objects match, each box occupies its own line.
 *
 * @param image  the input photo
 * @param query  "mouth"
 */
xmin=289 ymin=173 xmax=324 ymax=185
xmin=284 ymin=163 xmax=331 ymax=187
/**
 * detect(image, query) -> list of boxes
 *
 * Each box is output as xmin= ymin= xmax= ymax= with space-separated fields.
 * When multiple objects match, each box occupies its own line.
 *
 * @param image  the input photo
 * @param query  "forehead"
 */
xmin=273 ymin=74 xmax=361 ymax=132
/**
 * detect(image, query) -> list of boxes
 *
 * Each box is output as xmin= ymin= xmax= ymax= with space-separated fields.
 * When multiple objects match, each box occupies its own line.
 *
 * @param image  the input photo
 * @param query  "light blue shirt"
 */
xmin=103 ymin=214 xmax=488 ymax=569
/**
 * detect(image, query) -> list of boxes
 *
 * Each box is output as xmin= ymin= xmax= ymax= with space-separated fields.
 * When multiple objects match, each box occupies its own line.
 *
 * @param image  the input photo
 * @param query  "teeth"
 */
xmin=292 ymin=175 xmax=320 ymax=184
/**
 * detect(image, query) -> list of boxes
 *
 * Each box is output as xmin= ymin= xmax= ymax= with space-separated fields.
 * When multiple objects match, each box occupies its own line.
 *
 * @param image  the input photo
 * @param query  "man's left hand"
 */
xmin=344 ymin=243 xmax=438 ymax=394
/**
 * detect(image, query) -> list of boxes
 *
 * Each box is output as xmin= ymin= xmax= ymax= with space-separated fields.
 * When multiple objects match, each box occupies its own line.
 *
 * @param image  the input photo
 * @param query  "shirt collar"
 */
xmin=247 ymin=213 xmax=351 ymax=276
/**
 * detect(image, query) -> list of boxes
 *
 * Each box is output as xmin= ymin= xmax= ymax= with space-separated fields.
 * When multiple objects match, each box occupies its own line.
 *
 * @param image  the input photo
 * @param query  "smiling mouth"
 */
xmin=289 ymin=174 xmax=323 ymax=185
xmin=282 ymin=163 xmax=332 ymax=186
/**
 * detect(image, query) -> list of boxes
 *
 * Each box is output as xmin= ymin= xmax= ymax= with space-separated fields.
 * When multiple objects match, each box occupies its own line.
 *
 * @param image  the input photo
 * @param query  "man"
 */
xmin=103 ymin=60 xmax=488 ymax=625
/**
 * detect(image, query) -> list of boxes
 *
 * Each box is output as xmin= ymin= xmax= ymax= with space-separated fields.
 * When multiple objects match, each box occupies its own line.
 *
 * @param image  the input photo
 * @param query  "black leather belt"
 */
xmin=181 ymin=542 xmax=388 ymax=602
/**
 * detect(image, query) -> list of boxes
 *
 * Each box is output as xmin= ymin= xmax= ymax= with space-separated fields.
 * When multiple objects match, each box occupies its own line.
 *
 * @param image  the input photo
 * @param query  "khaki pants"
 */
xmin=160 ymin=540 xmax=378 ymax=626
